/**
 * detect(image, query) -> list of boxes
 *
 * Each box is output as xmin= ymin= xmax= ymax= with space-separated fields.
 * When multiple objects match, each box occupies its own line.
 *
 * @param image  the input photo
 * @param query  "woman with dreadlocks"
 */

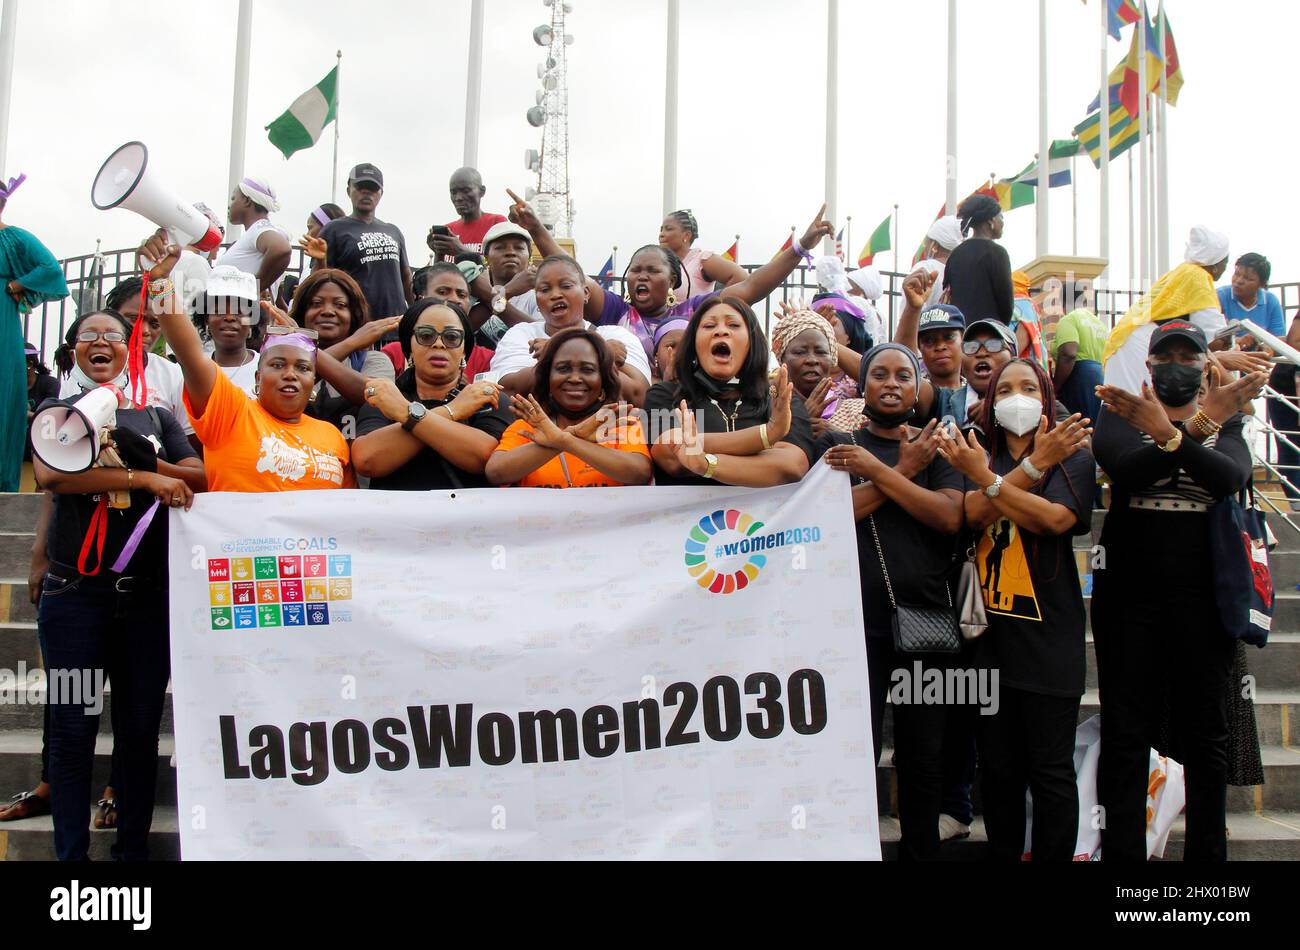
xmin=936 ymin=357 xmax=1094 ymax=861
xmin=506 ymin=189 xmax=834 ymax=364
xmin=942 ymin=194 xmax=1013 ymax=325
xmin=658 ymin=209 xmax=747 ymax=300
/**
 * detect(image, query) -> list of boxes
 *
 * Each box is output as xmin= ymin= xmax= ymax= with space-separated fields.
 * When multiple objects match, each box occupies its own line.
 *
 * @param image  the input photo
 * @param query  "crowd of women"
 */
xmin=1 ymin=179 xmax=1277 ymax=864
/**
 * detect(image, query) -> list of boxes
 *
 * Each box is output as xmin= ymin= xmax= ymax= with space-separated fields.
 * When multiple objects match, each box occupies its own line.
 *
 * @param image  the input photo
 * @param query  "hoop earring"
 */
xmin=623 ymin=291 xmax=632 ymax=304
xmin=666 ymin=291 xmax=678 ymax=307
xmin=253 ymin=384 xmax=260 ymax=395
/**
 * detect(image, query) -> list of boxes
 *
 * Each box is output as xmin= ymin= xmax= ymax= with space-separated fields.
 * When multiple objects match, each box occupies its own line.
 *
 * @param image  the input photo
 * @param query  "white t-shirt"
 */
xmin=171 ymin=250 xmax=213 ymax=314
xmin=59 ymin=354 xmax=194 ymax=435
xmin=1102 ymin=307 xmax=1226 ymax=394
xmin=490 ymin=321 xmax=652 ymax=384
xmin=219 ymin=354 xmax=260 ymax=397
xmin=214 ymin=218 xmax=291 ymax=295
xmin=912 ymin=259 xmax=946 ymax=309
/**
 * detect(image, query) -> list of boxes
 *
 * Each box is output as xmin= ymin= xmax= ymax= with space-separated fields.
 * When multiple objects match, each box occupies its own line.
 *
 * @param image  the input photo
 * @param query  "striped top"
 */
xmin=1129 ymin=428 xmax=1222 ymax=508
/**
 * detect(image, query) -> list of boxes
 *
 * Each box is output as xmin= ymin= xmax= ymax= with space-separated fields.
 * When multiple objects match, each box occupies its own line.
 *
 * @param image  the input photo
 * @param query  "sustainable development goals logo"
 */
xmin=683 ymin=508 xmax=823 ymax=594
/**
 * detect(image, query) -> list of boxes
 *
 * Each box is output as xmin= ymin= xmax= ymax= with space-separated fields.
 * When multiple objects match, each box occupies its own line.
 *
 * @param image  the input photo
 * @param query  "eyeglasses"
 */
xmin=412 ymin=327 xmax=465 ymax=348
xmin=75 ymin=330 xmax=127 ymax=344
xmin=961 ymin=338 xmax=1010 ymax=356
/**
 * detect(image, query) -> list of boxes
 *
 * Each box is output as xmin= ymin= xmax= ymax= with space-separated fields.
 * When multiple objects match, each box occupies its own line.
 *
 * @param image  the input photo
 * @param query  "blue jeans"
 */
xmin=39 ymin=565 xmax=170 ymax=861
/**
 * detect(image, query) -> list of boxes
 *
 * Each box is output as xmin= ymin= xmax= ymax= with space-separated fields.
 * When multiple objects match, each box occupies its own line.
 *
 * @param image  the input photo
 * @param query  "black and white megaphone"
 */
xmin=91 ymin=141 xmax=222 ymax=253
xmin=30 ymin=385 xmax=121 ymax=474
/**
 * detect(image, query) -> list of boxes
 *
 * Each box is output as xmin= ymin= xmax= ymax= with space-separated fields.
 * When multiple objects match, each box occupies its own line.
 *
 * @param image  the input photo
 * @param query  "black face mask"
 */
xmin=691 ymin=367 xmax=741 ymax=401
xmin=862 ymin=402 xmax=918 ymax=428
xmin=1150 ymin=361 xmax=1203 ymax=407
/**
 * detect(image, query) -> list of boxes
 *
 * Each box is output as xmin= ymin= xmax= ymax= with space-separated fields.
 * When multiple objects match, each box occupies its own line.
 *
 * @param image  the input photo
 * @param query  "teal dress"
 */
xmin=1 ymin=226 xmax=67 ymax=491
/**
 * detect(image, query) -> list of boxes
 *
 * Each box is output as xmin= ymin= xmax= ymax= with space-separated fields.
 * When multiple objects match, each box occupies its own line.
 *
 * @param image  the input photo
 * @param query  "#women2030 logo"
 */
xmin=684 ymin=508 xmax=826 ymax=594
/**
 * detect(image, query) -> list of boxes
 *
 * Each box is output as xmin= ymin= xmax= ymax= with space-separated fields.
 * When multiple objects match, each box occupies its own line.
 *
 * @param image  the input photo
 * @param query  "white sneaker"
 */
xmin=938 ymin=814 xmax=972 ymax=841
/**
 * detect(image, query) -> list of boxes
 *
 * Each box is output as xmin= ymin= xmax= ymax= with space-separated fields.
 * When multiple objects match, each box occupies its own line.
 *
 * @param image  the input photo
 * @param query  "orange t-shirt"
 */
xmin=493 ymin=417 xmax=650 ymax=488
xmin=186 ymin=369 xmax=355 ymax=492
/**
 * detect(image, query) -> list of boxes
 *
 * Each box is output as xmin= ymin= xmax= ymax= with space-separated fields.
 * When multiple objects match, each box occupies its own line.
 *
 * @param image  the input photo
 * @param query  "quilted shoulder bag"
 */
xmin=867 ymin=515 xmax=961 ymax=654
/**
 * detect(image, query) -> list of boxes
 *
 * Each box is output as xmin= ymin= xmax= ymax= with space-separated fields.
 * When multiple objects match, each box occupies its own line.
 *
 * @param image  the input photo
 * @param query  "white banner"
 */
xmin=168 ymin=463 xmax=879 ymax=859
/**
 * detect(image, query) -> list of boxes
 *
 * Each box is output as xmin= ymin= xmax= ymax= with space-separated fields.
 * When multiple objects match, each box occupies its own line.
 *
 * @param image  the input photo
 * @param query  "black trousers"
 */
xmin=977 ymin=686 xmax=1080 ymax=861
xmin=867 ymin=636 xmax=952 ymax=862
xmin=1093 ymin=516 xmax=1235 ymax=861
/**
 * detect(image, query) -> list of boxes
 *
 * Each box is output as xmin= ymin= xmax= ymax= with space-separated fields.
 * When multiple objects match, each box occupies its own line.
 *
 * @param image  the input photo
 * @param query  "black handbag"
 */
xmin=868 ymin=515 xmax=961 ymax=654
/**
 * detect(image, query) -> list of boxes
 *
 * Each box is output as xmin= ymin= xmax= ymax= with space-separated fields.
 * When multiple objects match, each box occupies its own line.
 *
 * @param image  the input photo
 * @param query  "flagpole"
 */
xmin=824 ymin=0 xmax=839 ymax=255
xmin=227 ymin=0 xmax=253 ymax=240
xmin=1098 ymin=0 xmax=1110 ymax=282
xmin=1035 ymin=0 xmax=1049 ymax=257
xmin=892 ymin=204 xmax=899 ymax=276
xmin=331 ymin=50 xmax=342 ymax=204
xmin=0 ymin=0 xmax=17 ymax=181
xmin=845 ymin=215 xmax=852 ymax=266
xmin=945 ymin=0 xmax=958 ymax=215
xmin=1137 ymin=1 xmax=1149 ymax=287
xmin=464 ymin=0 xmax=484 ymax=167
xmin=1156 ymin=7 xmax=1170 ymax=273
xmin=663 ymin=0 xmax=680 ymax=215
xmin=1072 ymin=154 xmax=1078 ymax=256
xmin=1127 ymin=149 xmax=1136 ymax=294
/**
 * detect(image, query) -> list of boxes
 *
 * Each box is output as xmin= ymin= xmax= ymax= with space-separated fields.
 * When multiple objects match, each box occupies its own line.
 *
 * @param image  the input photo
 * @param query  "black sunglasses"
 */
xmin=412 ymin=327 xmax=465 ymax=348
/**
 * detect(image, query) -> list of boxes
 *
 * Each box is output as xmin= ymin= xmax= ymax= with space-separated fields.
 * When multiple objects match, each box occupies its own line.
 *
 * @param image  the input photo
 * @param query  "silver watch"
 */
xmin=1020 ymin=457 xmax=1044 ymax=481
xmin=983 ymin=474 xmax=1004 ymax=499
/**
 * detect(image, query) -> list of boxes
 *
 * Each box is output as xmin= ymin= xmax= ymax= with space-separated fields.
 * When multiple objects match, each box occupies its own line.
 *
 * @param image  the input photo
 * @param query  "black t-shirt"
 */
xmin=321 ymin=216 xmax=410 ymax=320
xmin=942 ymin=237 xmax=1013 ymax=323
xmin=28 ymin=374 xmax=58 ymax=413
xmin=643 ymin=381 xmax=817 ymax=486
xmin=354 ymin=372 xmax=511 ymax=491
xmin=971 ymin=446 xmax=1093 ymax=697
xmin=814 ymin=428 xmax=963 ymax=637
xmin=42 ymin=401 xmax=197 ymax=573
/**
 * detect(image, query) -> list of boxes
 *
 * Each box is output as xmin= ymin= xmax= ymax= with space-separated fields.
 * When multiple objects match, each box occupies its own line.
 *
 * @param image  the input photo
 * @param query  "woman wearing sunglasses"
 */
xmin=139 ymin=235 xmax=355 ymax=492
xmin=30 ymin=308 xmax=204 ymax=860
xmin=352 ymin=299 xmax=507 ymax=490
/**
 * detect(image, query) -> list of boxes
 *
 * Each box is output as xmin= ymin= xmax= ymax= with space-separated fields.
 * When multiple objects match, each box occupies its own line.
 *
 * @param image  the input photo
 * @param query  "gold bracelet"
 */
xmin=442 ymin=405 xmax=457 ymax=421
xmin=1191 ymin=410 xmax=1222 ymax=437
xmin=127 ymin=467 xmax=133 ymax=490
xmin=759 ymin=423 xmax=772 ymax=450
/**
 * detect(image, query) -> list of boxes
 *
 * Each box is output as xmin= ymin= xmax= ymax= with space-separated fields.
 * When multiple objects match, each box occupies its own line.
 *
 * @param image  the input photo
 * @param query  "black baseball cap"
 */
xmin=347 ymin=163 xmax=383 ymax=188
xmin=916 ymin=304 xmax=966 ymax=338
xmin=1149 ymin=319 xmax=1207 ymax=354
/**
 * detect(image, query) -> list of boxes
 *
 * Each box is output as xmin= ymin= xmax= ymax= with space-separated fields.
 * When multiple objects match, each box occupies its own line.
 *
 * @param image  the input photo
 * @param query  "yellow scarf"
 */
xmin=1102 ymin=262 xmax=1220 ymax=365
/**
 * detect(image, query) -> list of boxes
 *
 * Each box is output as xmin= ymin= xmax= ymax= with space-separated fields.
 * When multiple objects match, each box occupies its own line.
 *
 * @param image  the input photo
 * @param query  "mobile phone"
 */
xmin=429 ymin=225 xmax=452 ymax=237
xmin=474 ymin=371 xmax=503 ymax=384
xmin=1214 ymin=321 xmax=1242 ymax=342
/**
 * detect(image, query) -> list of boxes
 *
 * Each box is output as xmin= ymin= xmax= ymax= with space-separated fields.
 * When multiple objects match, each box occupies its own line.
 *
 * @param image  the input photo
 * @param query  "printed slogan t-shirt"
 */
xmin=186 ymin=370 xmax=355 ymax=492
xmin=971 ymin=447 xmax=1094 ymax=698
xmin=322 ymin=215 xmax=410 ymax=320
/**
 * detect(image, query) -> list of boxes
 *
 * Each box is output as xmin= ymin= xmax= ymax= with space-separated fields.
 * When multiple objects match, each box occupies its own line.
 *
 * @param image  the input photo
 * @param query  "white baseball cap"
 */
xmin=482 ymin=221 xmax=532 ymax=254
xmin=205 ymin=265 xmax=258 ymax=303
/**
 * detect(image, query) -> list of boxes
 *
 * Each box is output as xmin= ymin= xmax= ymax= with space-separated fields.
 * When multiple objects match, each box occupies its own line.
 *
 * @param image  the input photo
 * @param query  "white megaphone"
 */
xmin=30 ymin=385 xmax=121 ymax=474
xmin=91 ymin=141 xmax=222 ymax=253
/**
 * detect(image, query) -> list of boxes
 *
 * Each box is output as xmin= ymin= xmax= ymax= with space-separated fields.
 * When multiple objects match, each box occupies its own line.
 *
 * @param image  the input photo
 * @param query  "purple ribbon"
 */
xmin=110 ymin=499 xmax=161 ymax=574
xmin=311 ymin=207 xmax=332 ymax=227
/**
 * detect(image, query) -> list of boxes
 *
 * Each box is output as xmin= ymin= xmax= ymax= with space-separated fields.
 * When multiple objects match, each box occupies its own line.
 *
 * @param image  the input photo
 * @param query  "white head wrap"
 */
xmin=1184 ymin=225 xmax=1229 ymax=266
xmin=847 ymin=266 xmax=884 ymax=301
xmin=926 ymin=216 xmax=964 ymax=252
xmin=814 ymin=255 xmax=852 ymax=296
xmin=238 ymin=176 xmax=280 ymax=213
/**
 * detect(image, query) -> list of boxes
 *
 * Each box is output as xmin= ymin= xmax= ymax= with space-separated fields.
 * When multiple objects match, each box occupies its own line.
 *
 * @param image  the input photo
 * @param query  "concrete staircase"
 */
xmin=0 ymin=490 xmax=1297 ymax=860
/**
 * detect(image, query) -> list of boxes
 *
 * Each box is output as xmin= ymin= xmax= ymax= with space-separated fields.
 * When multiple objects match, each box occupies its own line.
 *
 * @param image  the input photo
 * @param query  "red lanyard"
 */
xmin=76 ymin=495 xmax=110 ymax=576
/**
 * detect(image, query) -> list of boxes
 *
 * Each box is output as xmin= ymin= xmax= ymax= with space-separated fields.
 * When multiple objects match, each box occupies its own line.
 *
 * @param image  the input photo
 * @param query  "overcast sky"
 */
xmin=2 ymin=0 xmax=1292 ymax=305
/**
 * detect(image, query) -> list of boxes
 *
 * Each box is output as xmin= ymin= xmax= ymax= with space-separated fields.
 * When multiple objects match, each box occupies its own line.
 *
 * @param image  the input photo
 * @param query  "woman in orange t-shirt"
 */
xmin=486 ymin=327 xmax=651 ymax=488
xmin=140 ymin=234 xmax=355 ymax=492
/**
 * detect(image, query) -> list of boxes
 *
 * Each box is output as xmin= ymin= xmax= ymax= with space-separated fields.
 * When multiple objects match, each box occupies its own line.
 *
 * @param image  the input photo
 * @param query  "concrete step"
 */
xmin=0 ymin=803 xmax=180 ymax=861
xmin=1083 ymin=633 xmax=1300 ymax=692
xmin=2 ymin=805 xmax=1295 ymax=861
xmin=0 ymin=730 xmax=177 ymax=806
xmin=0 ymin=493 xmax=44 ymax=530
xmin=0 ymin=683 xmax=174 ymax=736
xmin=0 ymin=621 xmax=41 ymax=669
xmin=0 ymin=580 xmax=36 ymax=625
xmin=0 ymin=533 xmax=35 ymax=582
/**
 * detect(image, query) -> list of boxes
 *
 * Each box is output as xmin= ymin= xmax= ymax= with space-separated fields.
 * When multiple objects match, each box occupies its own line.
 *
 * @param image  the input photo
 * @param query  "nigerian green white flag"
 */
xmin=265 ymin=66 xmax=338 ymax=160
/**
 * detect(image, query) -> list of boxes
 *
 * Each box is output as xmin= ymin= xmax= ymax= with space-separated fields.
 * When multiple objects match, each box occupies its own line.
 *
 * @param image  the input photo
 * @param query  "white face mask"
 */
xmin=993 ymin=393 xmax=1042 ymax=436
xmin=70 ymin=359 xmax=128 ymax=393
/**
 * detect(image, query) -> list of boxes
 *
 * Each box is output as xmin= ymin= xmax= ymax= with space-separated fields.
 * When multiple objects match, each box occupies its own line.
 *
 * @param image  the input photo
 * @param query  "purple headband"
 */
xmin=260 ymin=332 xmax=317 ymax=355
xmin=653 ymin=318 xmax=690 ymax=348
xmin=0 ymin=173 xmax=27 ymax=199
xmin=813 ymin=293 xmax=867 ymax=322
xmin=311 ymin=206 xmax=332 ymax=227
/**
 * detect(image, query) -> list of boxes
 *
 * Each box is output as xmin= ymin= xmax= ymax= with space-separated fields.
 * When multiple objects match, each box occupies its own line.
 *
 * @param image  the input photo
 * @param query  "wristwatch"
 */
xmin=402 ymin=401 xmax=428 ymax=432
xmin=1156 ymin=428 xmax=1184 ymax=453
xmin=491 ymin=286 xmax=507 ymax=315
xmin=1020 ymin=457 xmax=1044 ymax=481
xmin=702 ymin=453 xmax=719 ymax=480
xmin=983 ymin=474 xmax=1004 ymax=499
